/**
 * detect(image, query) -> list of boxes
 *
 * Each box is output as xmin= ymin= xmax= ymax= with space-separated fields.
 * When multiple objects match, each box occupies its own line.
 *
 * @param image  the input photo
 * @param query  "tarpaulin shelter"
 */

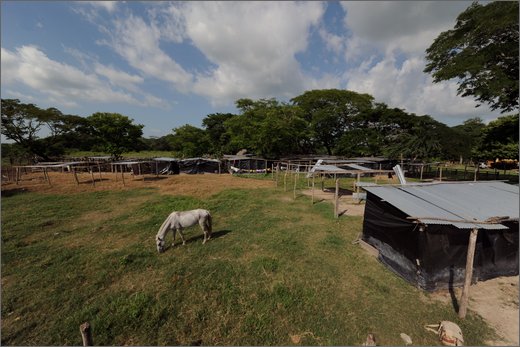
xmin=179 ymin=158 xmax=221 ymax=174
xmin=153 ymin=157 xmax=180 ymax=175
xmin=362 ymin=181 xmax=519 ymax=291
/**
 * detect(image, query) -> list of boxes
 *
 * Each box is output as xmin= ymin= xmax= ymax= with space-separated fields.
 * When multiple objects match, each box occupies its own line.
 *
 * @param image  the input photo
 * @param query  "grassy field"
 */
xmin=1 ymin=179 xmax=494 ymax=345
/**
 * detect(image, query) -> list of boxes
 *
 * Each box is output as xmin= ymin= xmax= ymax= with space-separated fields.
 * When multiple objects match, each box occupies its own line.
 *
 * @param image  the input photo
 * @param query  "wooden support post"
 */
xmin=284 ymin=171 xmax=288 ymax=192
xmin=45 ymin=168 xmax=52 ymax=186
xmin=357 ymin=173 xmax=361 ymax=194
xmin=293 ymin=171 xmax=298 ymax=199
xmin=80 ymin=322 xmax=93 ymax=346
xmin=334 ymin=178 xmax=339 ymax=218
xmin=73 ymin=168 xmax=80 ymax=185
xmin=311 ymin=174 xmax=315 ymax=204
xmin=474 ymin=167 xmax=478 ymax=182
xmin=90 ymin=169 xmax=95 ymax=187
xmin=459 ymin=228 xmax=479 ymax=319
xmin=439 ymin=166 xmax=443 ymax=181
xmin=121 ymin=166 xmax=126 ymax=186
xmin=420 ymin=165 xmax=424 ymax=180
xmin=98 ymin=163 xmax=102 ymax=180
xmin=114 ymin=165 xmax=118 ymax=182
xmin=15 ymin=167 xmax=20 ymax=185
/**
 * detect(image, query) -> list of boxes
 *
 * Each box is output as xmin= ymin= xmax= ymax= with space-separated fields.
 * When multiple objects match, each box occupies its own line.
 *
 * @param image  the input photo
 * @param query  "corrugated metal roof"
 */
xmin=364 ymin=181 xmax=519 ymax=230
xmin=153 ymin=157 xmax=178 ymax=162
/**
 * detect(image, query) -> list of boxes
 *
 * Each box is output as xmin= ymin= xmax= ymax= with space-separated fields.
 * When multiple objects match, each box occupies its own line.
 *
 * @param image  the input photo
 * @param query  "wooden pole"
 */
xmin=334 ymin=178 xmax=339 ymax=218
xmin=293 ymin=171 xmax=298 ymax=199
xmin=474 ymin=166 xmax=478 ymax=182
xmin=311 ymin=174 xmax=315 ymax=204
xmin=44 ymin=168 xmax=52 ymax=186
xmin=15 ymin=167 xmax=20 ymax=185
xmin=420 ymin=165 xmax=424 ymax=180
xmin=357 ymin=173 xmax=361 ymax=194
xmin=90 ymin=168 xmax=95 ymax=187
xmin=284 ymin=171 xmax=288 ymax=192
xmin=80 ymin=322 xmax=93 ymax=346
xmin=114 ymin=165 xmax=118 ymax=182
xmin=121 ymin=166 xmax=126 ymax=186
xmin=73 ymin=168 xmax=80 ymax=185
xmin=458 ymin=228 xmax=479 ymax=319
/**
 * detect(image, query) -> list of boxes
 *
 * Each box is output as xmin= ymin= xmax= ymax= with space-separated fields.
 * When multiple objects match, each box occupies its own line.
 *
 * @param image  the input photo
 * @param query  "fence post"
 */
xmin=80 ymin=322 xmax=93 ymax=346
xmin=334 ymin=178 xmax=339 ymax=218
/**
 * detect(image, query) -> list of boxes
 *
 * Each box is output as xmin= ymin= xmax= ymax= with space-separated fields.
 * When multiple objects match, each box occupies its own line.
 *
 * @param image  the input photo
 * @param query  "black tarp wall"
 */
xmin=362 ymin=191 xmax=519 ymax=291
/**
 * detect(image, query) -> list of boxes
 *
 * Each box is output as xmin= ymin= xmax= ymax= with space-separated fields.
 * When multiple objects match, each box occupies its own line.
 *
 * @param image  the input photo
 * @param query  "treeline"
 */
xmin=1 ymin=90 xmax=519 ymax=163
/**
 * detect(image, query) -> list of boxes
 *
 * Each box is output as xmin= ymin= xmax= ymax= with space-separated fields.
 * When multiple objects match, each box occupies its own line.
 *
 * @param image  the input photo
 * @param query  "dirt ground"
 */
xmin=2 ymin=171 xmax=518 ymax=345
xmin=1 ymin=171 xmax=275 ymax=198
xmin=429 ymin=276 xmax=519 ymax=346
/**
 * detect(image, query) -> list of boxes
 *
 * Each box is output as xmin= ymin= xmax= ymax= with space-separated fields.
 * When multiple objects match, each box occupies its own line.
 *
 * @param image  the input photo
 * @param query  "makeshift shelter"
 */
xmin=179 ymin=158 xmax=221 ymax=174
xmin=362 ymin=181 xmax=519 ymax=291
xmin=153 ymin=157 xmax=180 ymax=175
xmin=222 ymin=154 xmax=271 ymax=174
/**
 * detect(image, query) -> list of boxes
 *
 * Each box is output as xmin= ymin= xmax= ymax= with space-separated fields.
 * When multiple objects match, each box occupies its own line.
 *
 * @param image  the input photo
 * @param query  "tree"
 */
xmin=86 ymin=112 xmax=144 ymax=159
xmin=168 ymin=124 xmax=210 ymax=158
xmin=477 ymin=114 xmax=519 ymax=160
xmin=291 ymin=89 xmax=375 ymax=155
xmin=202 ymin=113 xmax=236 ymax=155
xmin=451 ymin=117 xmax=486 ymax=162
xmin=1 ymin=99 xmax=85 ymax=160
xmin=424 ymin=1 xmax=519 ymax=112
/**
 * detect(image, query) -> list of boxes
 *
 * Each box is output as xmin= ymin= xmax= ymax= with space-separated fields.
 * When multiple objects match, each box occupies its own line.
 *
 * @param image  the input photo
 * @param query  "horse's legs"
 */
xmin=177 ymin=228 xmax=186 ymax=245
xmin=171 ymin=228 xmax=176 ymax=247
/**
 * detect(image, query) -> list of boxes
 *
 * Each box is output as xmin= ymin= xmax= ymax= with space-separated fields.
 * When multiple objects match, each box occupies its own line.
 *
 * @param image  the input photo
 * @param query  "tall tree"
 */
xmin=86 ymin=112 xmax=144 ymax=159
xmin=291 ymin=89 xmax=374 ymax=155
xmin=477 ymin=114 xmax=519 ymax=160
xmin=168 ymin=124 xmax=210 ymax=158
xmin=202 ymin=113 xmax=236 ymax=155
xmin=424 ymin=1 xmax=519 ymax=112
xmin=1 ymin=99 xmax=85 ymax=160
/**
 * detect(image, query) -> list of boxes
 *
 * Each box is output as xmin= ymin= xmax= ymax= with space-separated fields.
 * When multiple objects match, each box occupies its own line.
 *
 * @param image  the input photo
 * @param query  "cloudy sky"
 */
xmin=1 ymin=1 xmax=502 ymax=138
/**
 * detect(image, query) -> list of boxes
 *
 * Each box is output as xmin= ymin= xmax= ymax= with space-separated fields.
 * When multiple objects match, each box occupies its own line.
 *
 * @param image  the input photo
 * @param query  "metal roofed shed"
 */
xmin=361 ymin=181 xmax=519 ymax=291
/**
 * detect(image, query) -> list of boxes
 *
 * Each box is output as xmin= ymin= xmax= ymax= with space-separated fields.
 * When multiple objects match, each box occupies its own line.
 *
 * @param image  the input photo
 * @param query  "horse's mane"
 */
xmin=156 ymin=213 xmax=173 ymax=240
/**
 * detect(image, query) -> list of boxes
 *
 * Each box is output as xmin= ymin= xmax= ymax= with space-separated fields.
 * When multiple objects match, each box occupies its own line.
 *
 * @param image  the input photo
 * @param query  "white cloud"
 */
xmin=345 ymin=54 xmax=501 ymax=125
xmin=94 ymin=63 xmax=144 ymax=92
xmin=163 ymin=1 xmax=325 ymax=105
xmin=341 ymin=1 xmax=471 ymax=55
xmin=1 ymin=45 xmax=168 ymax=109
xmin=108 ymin=14 xmax=193 ymax=89
xmin=81 ymin=1 xmax=119 ymax=13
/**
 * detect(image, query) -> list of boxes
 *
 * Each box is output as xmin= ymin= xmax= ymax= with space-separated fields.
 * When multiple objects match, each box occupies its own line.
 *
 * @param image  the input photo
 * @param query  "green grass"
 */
xmin=1 ymin=184 xmax=494 ymax=345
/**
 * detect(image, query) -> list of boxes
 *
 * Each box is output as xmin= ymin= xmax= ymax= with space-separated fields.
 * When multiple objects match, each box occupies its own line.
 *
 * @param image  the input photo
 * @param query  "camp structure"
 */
xmin=361 ymin=181 xmax=519 ymax=291
xmin=153 ymin=157 xmax=180 ymax=175
xmin=178 ymin=158 xmax=221 ymax=174
xmin=222 ymin=154 xmax=272 ymax=174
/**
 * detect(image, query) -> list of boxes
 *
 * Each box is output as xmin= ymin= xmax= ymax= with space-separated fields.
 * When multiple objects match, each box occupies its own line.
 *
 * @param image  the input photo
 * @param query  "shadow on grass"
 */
xmin=163 ymin=229 xmax=232 ymax=251
xmin=1 ymin=188 xmax=29 ymax=197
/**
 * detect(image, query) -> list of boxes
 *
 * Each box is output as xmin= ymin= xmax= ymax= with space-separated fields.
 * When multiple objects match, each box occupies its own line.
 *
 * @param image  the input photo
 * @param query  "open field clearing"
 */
xmin=1 ymin=174 xmax=500 ymax=345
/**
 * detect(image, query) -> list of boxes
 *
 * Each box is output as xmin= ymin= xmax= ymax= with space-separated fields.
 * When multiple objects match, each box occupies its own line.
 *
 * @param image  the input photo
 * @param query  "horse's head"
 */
xmin=156 ymin=235 xmax=165 ymax=253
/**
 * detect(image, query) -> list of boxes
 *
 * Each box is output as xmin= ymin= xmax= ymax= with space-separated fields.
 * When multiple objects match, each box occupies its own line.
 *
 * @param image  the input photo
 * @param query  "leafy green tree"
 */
xmin=1 ymin=99 xmax=86 ymax=160
xmin=168 ymin=124 xmax=210 ymax=158
xmin=291 ymin=89 xmax=375 ymax=155
xmin=424 ymin=1 xmax=519 ymax=112
xmin=86 ymin=112 xmax=144 ymax=159
xmin=202 ymin=113 xmax=236 ymax=155
xmin=225 ymin=98 xmax=312 ymax=158
xmin=451 ymin=117 xmax=486 ymax=162
xmin=477 ymin=114 xmax=519 ymax=160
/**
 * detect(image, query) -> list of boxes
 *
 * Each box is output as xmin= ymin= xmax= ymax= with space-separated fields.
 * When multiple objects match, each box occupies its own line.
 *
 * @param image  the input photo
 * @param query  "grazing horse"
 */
xmin=155 ymin=209 xmax=212 ymax=253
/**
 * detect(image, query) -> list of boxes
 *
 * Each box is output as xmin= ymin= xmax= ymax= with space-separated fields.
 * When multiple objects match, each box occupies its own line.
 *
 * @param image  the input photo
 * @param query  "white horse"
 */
xmin=155 ymin=209 xmax=212 ymax=253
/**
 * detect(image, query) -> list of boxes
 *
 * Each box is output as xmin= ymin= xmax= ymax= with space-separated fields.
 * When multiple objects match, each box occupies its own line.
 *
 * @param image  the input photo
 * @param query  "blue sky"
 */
xmin=1 ymin=1 xmax=502 ymax=139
